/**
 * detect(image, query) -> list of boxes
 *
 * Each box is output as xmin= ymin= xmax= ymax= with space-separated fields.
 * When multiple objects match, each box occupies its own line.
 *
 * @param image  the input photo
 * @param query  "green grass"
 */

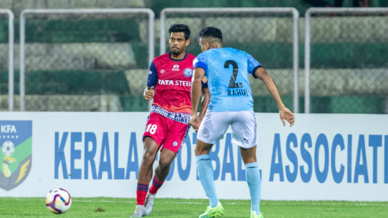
xmin=0 ymin=197 xmax=387 ymax=217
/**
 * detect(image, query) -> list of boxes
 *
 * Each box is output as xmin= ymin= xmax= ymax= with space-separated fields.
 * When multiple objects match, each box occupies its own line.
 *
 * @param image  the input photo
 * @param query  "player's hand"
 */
xmin=194 ymin=114 xmax=205 ymax=133
xmin=279 ymin=107 xmax=295 ymax=127
xmin=189 ymin=114 xmax=200 ymax=132
xmin=144 ymin=86 xmax=155 ymax=101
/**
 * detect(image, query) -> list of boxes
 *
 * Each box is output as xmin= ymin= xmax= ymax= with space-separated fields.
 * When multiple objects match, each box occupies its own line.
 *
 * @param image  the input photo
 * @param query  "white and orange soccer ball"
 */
xmin=45 ymin=188 xmax=72 ymax=214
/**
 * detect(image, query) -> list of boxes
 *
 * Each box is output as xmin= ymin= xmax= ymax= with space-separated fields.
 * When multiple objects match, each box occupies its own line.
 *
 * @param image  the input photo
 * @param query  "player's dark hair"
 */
xmin=168 ymin=24 xmax=191 ymax=40
xmin=198 ymin=27 xmax=223 ymax=42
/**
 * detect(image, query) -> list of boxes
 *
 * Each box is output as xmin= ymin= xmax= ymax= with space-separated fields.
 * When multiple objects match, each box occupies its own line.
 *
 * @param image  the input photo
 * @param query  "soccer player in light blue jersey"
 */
xmin=190 ymin=27 xmax=295 ymax=218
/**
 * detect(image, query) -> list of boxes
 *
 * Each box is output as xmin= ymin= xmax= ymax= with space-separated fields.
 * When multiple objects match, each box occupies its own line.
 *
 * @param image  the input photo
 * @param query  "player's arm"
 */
xmin=190 ymin=67 xmax=206 ymax=129
xmin=198 ymin=86 xmax=210 ymax=123
xmin=254 ymin=67 xmax=284 ymax=110
xmin=144 ymin=61 xmax=157 ymax=101
xmin=254 ymin=67 xmax=295 ymax=126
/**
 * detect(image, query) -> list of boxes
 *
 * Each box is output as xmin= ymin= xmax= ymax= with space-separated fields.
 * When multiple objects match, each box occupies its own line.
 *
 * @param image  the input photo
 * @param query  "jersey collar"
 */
xmin=169 ymin=52 xmax=188 ymax=62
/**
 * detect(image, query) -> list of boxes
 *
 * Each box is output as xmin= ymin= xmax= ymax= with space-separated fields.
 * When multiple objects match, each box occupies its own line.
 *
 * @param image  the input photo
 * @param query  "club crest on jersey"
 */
xmin=160 ymin=69 xmax=165 ymax=74
xmin=172 ymin=65 xmax=180 ymax=71
xmin=183 ymin=68 xmax=193 ymax=78
xmin=0 ymin=121 xmax=32 ymax=191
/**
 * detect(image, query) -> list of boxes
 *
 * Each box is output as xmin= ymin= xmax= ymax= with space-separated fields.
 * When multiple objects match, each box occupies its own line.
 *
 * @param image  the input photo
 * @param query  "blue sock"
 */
xmin=196 ymin=154 xmax=219 ymax=208
xmin=246 ymin=162 xmax=261 ymax=215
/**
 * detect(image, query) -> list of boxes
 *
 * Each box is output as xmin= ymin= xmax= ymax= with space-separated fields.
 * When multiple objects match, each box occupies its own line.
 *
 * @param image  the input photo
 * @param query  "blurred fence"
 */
xmin=160 ymin=8 xmax=300 ymax=113
xmin=18 ymin=9 xmax=154 ymax=111
xmin=0 ymin=9 xmax=14 ymax=111
xmin=3 ymin=6 xmax=388 ymax=113
xmin=305 ymin=8 xmax=388 ymax=114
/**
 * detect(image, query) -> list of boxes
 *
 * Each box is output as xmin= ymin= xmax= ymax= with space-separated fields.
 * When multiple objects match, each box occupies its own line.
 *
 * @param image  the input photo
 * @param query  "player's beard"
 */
xmin=171 ymin=47 xmax=183 ymax=56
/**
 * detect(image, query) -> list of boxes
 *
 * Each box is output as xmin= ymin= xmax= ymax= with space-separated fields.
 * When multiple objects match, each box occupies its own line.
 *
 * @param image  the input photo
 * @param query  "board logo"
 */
xmin=243 ymin=138 xmax=249 ymax=144
xmin=0 ymin=121 xmax=32 ymax=191
xmin=202 ymin=129 xmax=210 ymax=138
xmin=183 ymin=68 xmax=193 ymax=78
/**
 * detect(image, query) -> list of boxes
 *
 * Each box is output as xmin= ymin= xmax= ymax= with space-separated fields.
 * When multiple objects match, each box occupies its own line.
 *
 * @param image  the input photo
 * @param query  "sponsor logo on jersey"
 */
xmin=158 ymin=80 xmax=191 ymax=87
xmin=172 ymin=65 xmax=180 ymax=71
xmin=160 ymin=69 xmax=165 ymax=74
xmin=150 ymin=105 xmax=191 ymax=125
xmin=183 ymin=68 xmax=193 ymax=78
xmin=0 ymin=121 xmax=32 ymax=191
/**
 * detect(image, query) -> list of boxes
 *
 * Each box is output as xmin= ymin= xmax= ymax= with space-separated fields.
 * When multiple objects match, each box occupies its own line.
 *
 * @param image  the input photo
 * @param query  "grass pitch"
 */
xmin=0 ymin=197 xmax=387 ymax=217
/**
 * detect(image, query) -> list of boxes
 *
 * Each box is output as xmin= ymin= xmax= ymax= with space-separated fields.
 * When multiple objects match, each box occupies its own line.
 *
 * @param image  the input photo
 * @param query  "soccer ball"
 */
xmin=2 ymin=141 xmax=15 ymax=156
xmin=46 ymin=188 xmax=72 ymax=214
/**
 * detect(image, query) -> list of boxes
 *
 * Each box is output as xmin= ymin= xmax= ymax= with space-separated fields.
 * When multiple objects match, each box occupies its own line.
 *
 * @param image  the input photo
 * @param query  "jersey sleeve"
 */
xmin=247 ymin=53 xmax=262 ymax=78
xmin=147 ymin=61 xmax=158 ymax=87
xmin=193 ymin=53 xmax=207 ymax=72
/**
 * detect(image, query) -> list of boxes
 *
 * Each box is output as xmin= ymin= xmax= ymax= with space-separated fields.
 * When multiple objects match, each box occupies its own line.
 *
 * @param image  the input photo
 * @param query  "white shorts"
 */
xmin=197 ymin=111 xmax=257 ymax=149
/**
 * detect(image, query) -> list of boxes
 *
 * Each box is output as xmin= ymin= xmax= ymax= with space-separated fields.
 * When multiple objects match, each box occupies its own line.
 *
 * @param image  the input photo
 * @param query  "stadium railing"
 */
xmin=304 ymin=8 xmax=388 ymax=114
xmin=160 ymin=8 xmax=300 ymax=113
xmin=19 ymin=9 xmax=155 ymax=111
xmin=0 ymin=9 xmax=14 ymax=111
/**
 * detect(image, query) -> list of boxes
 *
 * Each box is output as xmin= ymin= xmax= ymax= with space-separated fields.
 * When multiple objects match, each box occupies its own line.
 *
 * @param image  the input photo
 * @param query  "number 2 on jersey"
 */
xmin=146 ymin=124 xmax=157 ymax=134
xmin=224 ymin=60 xmax=242 ymax=88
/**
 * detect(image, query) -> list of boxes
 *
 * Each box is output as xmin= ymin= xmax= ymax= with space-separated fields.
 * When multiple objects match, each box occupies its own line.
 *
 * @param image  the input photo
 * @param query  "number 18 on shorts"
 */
xmin=143 ymin=113 xmax=190 ymax=154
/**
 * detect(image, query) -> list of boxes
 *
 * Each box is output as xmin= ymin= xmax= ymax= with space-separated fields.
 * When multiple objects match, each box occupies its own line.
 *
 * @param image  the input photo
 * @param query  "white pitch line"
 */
xmin=263 ymin=202 xmax=388 ymax=207
xmin=4 ymin=198 xmax=388 ymax=207
xmin=164 ymin=202 xmax=204 ymax=204
xmin=72 ymin=200 xmax=135 ymax=203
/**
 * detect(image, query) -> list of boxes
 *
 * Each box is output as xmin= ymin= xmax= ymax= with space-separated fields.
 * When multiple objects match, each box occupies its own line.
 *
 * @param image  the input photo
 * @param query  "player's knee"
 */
xmin=142 ymin=150 xmax=157 ymax=166
xmin=194 ymin=139 xmax=213 ymax=156
xmin=194 ymin=146 xmax=202 ymax=156
xmin=142 ymin=137 xmax=158 ymax=165
xmin=158 ymin=158 xmax=172 ymax=171
xmin=195 ymin=145 xmax=209 ymax=156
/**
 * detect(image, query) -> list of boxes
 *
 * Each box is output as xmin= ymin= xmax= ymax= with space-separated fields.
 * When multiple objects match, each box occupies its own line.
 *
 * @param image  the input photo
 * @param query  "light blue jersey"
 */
xmin=193 ymin=47 xmax=262 ymax=112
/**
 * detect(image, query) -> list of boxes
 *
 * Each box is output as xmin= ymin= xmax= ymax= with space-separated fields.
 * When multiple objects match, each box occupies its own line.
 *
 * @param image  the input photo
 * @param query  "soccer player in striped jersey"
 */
xmin=190 ymin=27 xmax=295 ymax=218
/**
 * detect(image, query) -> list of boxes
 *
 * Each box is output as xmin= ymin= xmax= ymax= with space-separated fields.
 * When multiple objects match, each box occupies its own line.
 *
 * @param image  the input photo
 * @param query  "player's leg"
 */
xmin=197 ymin=140 xmax=225 ymax=218
xmin=196 ymin=140 xmax=220 ymax=208
xmin=144 ymin=121 xmax=189 ymax=215
xmin=196 ymin=112 xmax=231 ymax=217
xmin=231 ymin=111 xmax=262 ymax=218
xmin=137 ymin=137 xmax=159 ymax=202
xmin=240 ymin=146 xmax=262 ymax=218
xmin=143 ymin=148 xmax=176 ymax=216
xmin=131 ymin=137 xmax=159 ymax=217
xmin=149 ymin=149 xmax=176 ymax=194
xmin=131 ymin=114 xmax=167 ymax=217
